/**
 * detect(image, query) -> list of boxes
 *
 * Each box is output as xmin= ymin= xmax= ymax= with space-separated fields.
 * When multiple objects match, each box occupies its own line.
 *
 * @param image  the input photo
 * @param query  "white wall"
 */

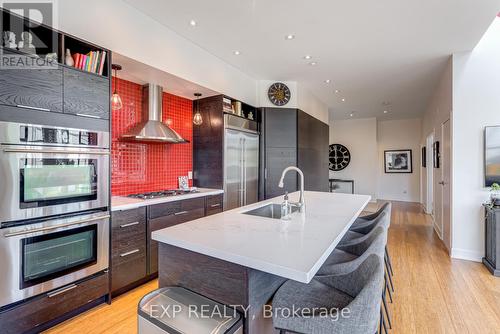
xmin=377 ymin=119 xmax=422 ymax=202
xmin=421 ymin=57 xmax=452 ymax=237
xmin=329 ymin=118 xmax=378 ymax=200
xmin=451 ymin=18 xmax=500 ymax=262
xmin=296 ymin=83 xmax=329 ymax=124
xmin=57 ymin=0 xmax=258 ymax=106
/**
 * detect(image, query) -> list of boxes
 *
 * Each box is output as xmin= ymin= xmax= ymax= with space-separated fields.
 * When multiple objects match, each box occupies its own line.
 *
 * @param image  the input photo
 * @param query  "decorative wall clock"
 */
xmin=268 ymin=82 xmax=291 ymax=106
xmin=329 ymin=144 xmax=351 ymax=171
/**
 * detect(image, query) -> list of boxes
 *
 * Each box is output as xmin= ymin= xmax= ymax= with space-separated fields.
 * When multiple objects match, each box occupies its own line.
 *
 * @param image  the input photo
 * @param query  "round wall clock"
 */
xmin=329 ymin=144 xmax=351 ymax=171
xmin=268 ymin=82 xmax=291 ymax=106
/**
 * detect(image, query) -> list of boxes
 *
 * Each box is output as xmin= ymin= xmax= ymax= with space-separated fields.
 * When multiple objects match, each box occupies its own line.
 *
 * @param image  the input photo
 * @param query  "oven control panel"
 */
xmin=20 ymin=125 xmax=99 ymax=146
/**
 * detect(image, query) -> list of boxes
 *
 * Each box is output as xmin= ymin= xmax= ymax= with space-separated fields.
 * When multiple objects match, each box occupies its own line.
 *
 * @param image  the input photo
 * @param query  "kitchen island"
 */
xmin=152 ymin=191 xmax=370 ymax=333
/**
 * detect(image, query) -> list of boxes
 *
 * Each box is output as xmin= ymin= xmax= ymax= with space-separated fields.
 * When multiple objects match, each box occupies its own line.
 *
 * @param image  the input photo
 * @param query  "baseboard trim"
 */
xmin=451 ymin=248 xmax=483 ymax=263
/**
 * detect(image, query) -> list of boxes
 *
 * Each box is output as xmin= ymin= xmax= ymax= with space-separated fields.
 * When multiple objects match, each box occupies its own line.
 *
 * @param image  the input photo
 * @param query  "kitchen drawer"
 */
xmin=112 ymin=207 xmax=147 ymax=228
xmin=112 ymin=236 xmax=147 ymax=267
xmin=206 ymin=194 xmax=223 ymax=216
xmin=111 ymin=248 xmax=147 ymax=293
xmin=148 ymin=207 xmax=205 ymax=274
xmin=0 ymin=272 xmax=108 ymax=334
xmin=149 ymin=197 xmax=205 ymax=219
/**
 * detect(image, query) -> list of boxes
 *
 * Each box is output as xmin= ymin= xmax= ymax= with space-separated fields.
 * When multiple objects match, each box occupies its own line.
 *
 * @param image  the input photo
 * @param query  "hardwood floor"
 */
xmin=44 ymin=201 xmax=500 ymax=334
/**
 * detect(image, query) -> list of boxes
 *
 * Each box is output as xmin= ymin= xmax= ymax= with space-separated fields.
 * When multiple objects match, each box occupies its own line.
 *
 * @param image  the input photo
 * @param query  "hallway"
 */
xmin=45 ymin=202 xmax=500 ymax=334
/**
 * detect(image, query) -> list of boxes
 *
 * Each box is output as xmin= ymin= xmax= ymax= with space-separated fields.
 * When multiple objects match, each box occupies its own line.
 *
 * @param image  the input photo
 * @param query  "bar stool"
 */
xmin=272 ymin=254 xmax=384 ymax=334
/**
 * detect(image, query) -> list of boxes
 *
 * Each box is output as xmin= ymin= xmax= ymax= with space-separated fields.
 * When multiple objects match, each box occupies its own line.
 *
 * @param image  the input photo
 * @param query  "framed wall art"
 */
xmin=384 ymin=149 xmax=413 ymax=173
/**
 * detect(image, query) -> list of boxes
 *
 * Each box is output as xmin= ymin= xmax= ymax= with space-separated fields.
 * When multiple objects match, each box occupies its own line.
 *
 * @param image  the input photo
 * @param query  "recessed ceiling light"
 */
xmin=233 ymin=50 xmax=241 ymax=55
xmin=285 ymin=34 xmax=295 ymax=40
xmin=309 ymin=61 xmax=317 ymax=66
xmin=349 ymin=112 xmax=354 ymax=117
xmin=189 ymin=19 xmax=197 ymax=27
xmin=325 ymin=79 xmax=331 ymax=84
xmin=335 ymin=89 xmax=340 ymax=94
xmin=303 ymin=55 xmax=312 ymax=60
xmin=341 ymin=98 xmax=346 ymax=102
xmin=383 ymin=110 xmax=389 ymax=114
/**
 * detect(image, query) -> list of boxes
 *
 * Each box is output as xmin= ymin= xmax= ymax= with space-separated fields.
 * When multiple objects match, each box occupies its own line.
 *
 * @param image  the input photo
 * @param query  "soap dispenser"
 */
xmin=281 ymin=192 xmax=292 ymax=221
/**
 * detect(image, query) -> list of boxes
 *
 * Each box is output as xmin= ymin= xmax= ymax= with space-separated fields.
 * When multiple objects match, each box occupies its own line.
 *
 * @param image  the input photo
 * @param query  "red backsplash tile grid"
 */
xmin=111 ymin=77 xmax=193 ymax=196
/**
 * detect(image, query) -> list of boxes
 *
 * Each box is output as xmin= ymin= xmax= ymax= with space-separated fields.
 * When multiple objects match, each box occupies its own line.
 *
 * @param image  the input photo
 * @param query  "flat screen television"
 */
xmin=485 ymin=126 xmax=500 ymax=186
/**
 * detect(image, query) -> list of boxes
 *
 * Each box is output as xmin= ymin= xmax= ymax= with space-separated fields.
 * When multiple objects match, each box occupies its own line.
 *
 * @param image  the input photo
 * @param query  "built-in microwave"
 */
xmin=0 ymin=121 xmax=110 ymax=225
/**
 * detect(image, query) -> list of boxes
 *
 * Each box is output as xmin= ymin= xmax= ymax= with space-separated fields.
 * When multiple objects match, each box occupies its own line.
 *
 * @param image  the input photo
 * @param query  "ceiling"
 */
xmin=123 ymin=0 xmax=500 ymax=120
xmin=113 ymin=53 xmax=219 ymax=100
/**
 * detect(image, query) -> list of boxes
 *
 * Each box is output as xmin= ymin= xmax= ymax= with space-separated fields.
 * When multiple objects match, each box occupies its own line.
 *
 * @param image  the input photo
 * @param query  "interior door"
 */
xmin=224 ymin=129 xmax=243 ymax=210
xmin=442 ymin=119 xmax=452 ymax=252
xmin=242 ymin=132 xmax=259 ymax=206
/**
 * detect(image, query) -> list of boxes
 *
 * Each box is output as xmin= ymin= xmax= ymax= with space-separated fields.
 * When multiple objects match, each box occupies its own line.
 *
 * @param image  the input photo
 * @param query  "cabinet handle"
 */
xmin=119 ymin=221 xmax=140 ymax=228
xmin=120 ymin=249 xmax=140 ymax=257
xmin=174 ymin=211 xmax=188 ymax=216
xmin=76 ymin=113 xmax=101 ymax=119
xmin=47 ymin=284 xmax=77 ymax=298
xmin=17 ymin=104 xmax=50 ymax=112
xmin=210 ymin=203 xmax=221 ymax=208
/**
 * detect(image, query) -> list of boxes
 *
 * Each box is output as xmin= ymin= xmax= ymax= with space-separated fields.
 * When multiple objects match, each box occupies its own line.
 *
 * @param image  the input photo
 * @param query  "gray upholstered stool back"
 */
xmin=273 ymin=254 xmax=384 ymax=334
xmin=318 ymin=226 xmax=387 ymax=276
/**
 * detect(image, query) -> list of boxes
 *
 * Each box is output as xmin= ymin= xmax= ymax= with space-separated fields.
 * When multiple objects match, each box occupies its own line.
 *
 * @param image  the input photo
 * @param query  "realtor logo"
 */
xmin=1 ymin=1 xmax=59 ymax=69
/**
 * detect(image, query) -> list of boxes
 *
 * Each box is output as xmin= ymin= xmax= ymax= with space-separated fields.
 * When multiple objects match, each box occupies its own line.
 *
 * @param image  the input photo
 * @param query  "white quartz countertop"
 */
xmin=152 ymin=191 xmax=370 ymax=283
xmin=111 ymin=188 xmax=224 ymax=211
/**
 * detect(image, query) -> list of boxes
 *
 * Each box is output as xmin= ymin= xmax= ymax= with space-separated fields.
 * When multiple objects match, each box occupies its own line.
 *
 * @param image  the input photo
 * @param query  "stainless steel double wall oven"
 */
xmin=0 ymin=121 xmax=110 ymax=307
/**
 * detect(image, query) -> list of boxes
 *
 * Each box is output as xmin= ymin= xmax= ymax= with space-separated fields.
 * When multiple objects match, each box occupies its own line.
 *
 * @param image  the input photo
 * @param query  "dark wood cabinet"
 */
xmin=260 ymin=108 xmax=329 ymax=199
xmin=110 ymin=196 xmax=220 ymax=297
xmin=63 ymin=67 xmax=110 ymax=119
xmin=111 ymin=207 xmax=147 ymax=295
xmin=148 ymin=198 xmax=205 ymax=274
xmin=0 ymin=67 xmax=63 ymax=112
xmin=205 ymin=194 xmax=223 ymax=216
xmin=483 ymin=205 xmax=500 ymax=276
xmin=0 ymin=272 xmax=108 ymax=334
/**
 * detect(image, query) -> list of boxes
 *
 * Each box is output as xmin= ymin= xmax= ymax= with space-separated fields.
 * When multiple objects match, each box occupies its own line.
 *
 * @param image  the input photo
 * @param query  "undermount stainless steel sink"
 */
xmin=242 ymin=203 xmax=298 ymax=219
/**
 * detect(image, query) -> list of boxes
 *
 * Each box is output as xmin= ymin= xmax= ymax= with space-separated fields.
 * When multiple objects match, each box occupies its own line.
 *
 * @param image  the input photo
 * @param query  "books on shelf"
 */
xmin=71 ymin=50 xmax=107 ymax=75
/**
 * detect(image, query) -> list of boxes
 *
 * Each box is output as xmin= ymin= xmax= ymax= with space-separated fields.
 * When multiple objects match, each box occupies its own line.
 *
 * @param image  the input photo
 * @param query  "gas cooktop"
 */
xmin=127 ymin=189 xmax=199 ymax=200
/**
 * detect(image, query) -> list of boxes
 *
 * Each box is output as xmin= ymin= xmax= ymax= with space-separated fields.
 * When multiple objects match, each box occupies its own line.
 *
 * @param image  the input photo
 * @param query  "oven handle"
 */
xmin=4 ymin=215 xmax=110 ymax=237
xmin=2 ymin=147 xmax=110 ymax=155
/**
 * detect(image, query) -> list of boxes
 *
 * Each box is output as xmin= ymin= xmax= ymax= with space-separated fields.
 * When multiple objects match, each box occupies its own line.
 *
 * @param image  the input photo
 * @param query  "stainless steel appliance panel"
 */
xmin=0 ymin=146 xmax=110 ymax=223
xmin=242 ymin=131 xmax=259 ymax=207
xmin=223 ymin=129 xmax=243 ymax=211
xmin=0 ymin=212 xmax=109 ymax=307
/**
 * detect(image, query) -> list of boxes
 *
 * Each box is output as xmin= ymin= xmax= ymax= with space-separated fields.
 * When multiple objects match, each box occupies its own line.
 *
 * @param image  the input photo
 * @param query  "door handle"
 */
xmin=120 ymin=221 xmax=140 ymax=228
xmin=120 ymin=249 xmax=140 ymax=257
xmin=76 ymin=113 xmax=102 ymax=119
xmin=174 ymin=211 xmax=188 ymax=216
xmin=210 ymin=203 xmax=221 ymax=208
xmin=47 ymin=284 xmax=77 ymax=298
xmin=4 ymin=214 xmax=110 ymax=237
xmin=2 ymin=147 xmax=110 ymax=155
xmin=17 ymin=104 xmax=50 ymax=112
xmin=438 ymin=181 xmax=446 ymax=185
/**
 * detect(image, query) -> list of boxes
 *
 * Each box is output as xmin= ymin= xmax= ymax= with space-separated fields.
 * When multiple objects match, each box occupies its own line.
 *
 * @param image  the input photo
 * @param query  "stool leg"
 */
xmin=385 ymin=273 xmax=393 ymax=303
xmin=381 ymin=308 xmax=389 ymax=334
xmin=382 ymin=290 xmax=392 ymax=329
xmin=379 ymin=309 xmax=383 ymax=334
xmin=385 ymin=246 xmax=394 ymax=276
xmin=385 ymin=256 xmax=395 ymax=293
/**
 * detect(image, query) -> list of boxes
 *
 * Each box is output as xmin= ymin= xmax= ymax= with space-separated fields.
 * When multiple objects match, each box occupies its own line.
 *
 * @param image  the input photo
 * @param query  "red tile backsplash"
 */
xmin=111 ymin=77 xmax=193 ymax=196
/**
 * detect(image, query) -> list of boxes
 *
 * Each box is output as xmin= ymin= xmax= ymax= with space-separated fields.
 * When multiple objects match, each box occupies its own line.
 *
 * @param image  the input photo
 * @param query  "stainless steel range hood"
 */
xmin=121 ymin=84 xmax=188 ymax=143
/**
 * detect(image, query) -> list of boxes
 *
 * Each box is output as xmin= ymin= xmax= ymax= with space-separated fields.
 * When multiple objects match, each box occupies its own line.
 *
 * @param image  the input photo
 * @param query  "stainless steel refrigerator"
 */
xmin=223 ymin=115 xmax=259 ymax=210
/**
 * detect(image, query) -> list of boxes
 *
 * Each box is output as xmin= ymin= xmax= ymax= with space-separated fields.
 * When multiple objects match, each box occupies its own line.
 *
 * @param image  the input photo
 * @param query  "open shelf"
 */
xmin=63 ymin=35 xmax=109 ymax=77
xmin=222 ymin=95 xmax=260 ymax=123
